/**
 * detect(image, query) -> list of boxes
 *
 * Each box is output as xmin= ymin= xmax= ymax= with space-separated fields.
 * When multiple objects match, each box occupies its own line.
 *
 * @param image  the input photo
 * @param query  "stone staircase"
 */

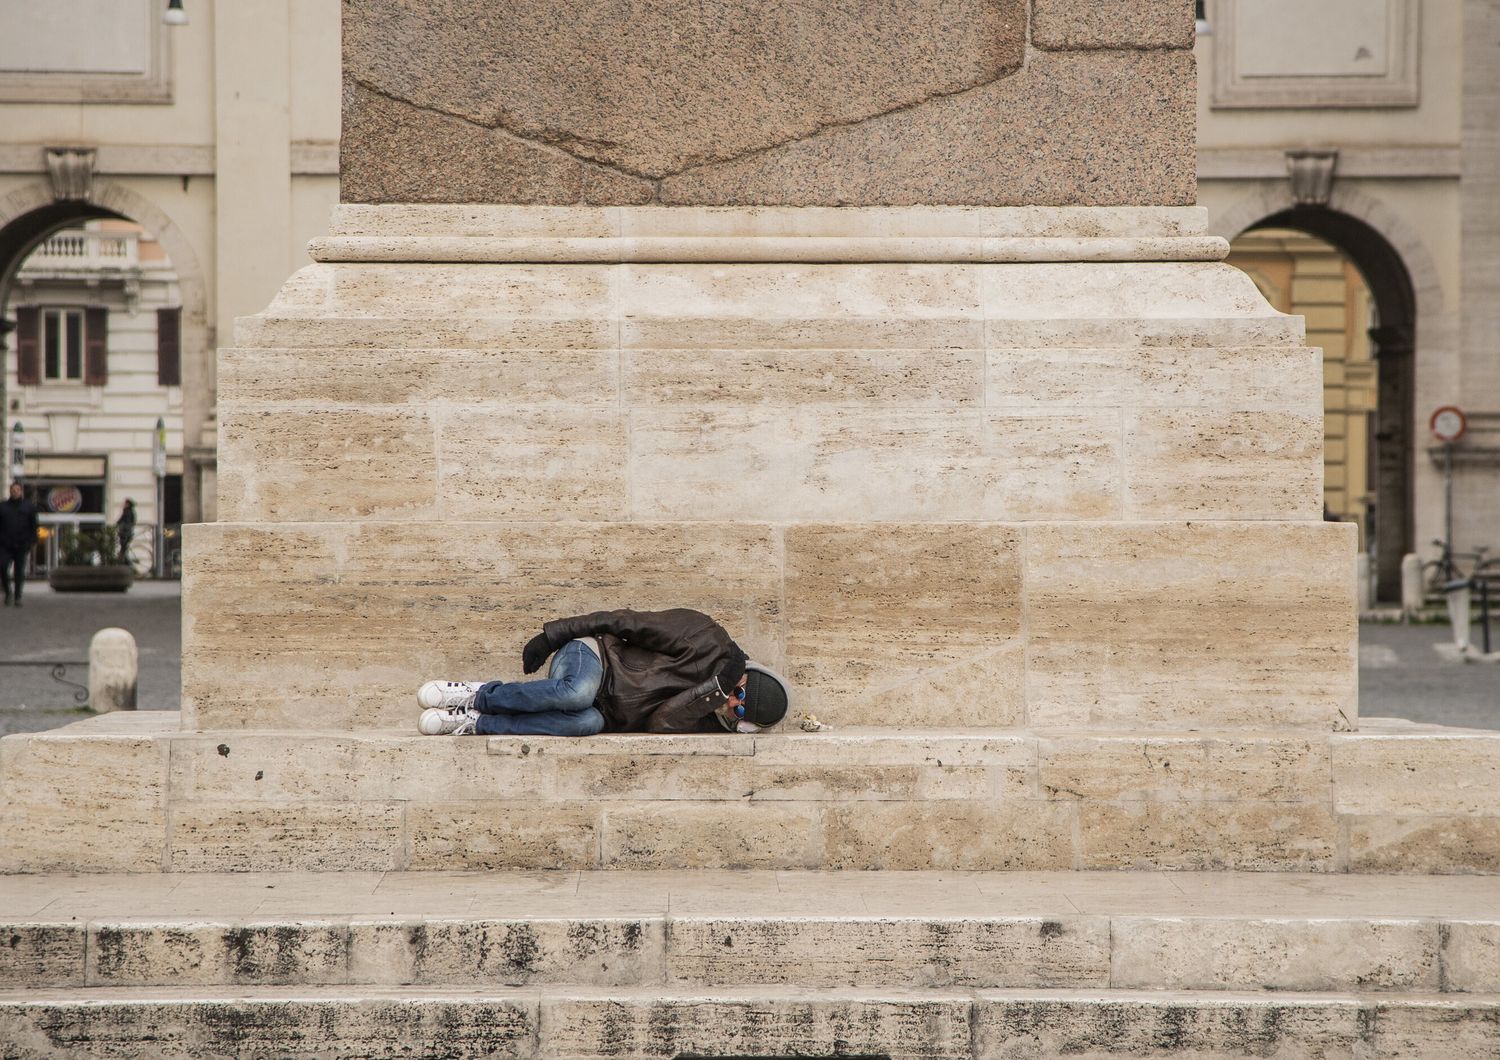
xmin=3 ymin=867 xmax=1499 ymax=1056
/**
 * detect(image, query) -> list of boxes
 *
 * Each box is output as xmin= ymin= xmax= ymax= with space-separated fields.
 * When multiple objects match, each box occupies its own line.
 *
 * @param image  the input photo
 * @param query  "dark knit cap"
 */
xmin=740 ymin=662 xmax=790 ymax=727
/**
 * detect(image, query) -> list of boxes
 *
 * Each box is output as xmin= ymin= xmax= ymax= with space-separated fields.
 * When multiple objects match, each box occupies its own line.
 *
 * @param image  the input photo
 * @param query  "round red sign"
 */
xmin=1430 ymin=406 xmax=1468 ymax=444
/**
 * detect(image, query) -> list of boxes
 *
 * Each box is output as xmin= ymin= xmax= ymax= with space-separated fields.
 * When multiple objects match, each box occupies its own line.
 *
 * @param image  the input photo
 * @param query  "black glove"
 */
xmin=714 ymin=645 xmax=748 ymax=698
xmin=521 ymin=631 xmax=555 ymax=674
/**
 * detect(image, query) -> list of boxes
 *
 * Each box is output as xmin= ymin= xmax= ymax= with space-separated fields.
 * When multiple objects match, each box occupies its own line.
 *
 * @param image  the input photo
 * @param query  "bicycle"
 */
xmin=1420 ymin=539 xmax=1488 ymax=604
xmin=123 ymin=534 xmax=155 ymax=578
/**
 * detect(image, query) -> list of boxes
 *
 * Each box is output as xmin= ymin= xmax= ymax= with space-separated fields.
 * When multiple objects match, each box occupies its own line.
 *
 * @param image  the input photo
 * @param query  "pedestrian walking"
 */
xmin=0 ymin=483 xmax=40 ymax=607
xmin=115 ymin=499 xmax=137 ymax=561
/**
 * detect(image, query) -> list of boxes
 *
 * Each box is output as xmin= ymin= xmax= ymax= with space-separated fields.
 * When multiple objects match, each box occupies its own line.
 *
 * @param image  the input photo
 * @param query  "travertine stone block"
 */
xmin=0 ymin=925 xmax=84 ymax=986
xmin=1369 ymin=1000 xmax=1500 ymax=1057
xmin=0 ymin=734 xmax=167 ymax=808
xmin=553 ymin=758 xmax=992 ymax=803
xmin=1347 ymin=816 xmax=1500 ymax=874
xmin=316 ymin=262 xmax=617 ymax=319
xmin=1024 ymin=522 xmax=1356 ymax=730
xmin=347 ymin=917 xmax=663 ymax=986
xmin=167 ymin=804 xmax=404 ymax=872
xmin=1333 ymin=735 xmax=1500 ymax=815
xmin=1077 ymin=803 xmax=1338 ymax=871
xmin=0 ymin=993 xmax=539 ymax=1059
xmin=538 ymin=993 xmax=974 ymax=1059
xmin=823 ymin=802 xmax=1075 ymax=871
xmin=602 ymin=804 xmax=820 ymax=870
xmin=0 ymin=804 xmax=166 ymax=873
xmin=1124 ymin=409 xmax=1324 ymax=519
xmin=656 ymin=50 xmax=1194 ymax=206
xmin=986 ymin=346 xmax=1321 ymax=412
xmin=184 ymin=522 xmax=782 ymax=730
xmin=235 ymin=313 xmax=615 ymax=351
xmin=784 ymin=525 xmax=1024 ymax=727
xmin=345 ymin=0 xmax=1027 ymax=178
xmin=407 ymin=803 xmax=600 ymax=870
xmin=1038 ymin=736 xmax=1330 ymax=803
xmin=1032 ymin=0 xmax=1195 ymax=50
xmin=220 ymin=346 xmax=620 ymax=407
xmin=1110 ymin=917 xmax=1440 ymax=992
xmin=168 ymin=734 xmax=549 ymax=803
xmin=630 ymin=408 xmax=1119 ymax=522
xmin=624 ymin=347 xmax=982 ymax=409
xmin=436 ymin=406 xmax=628 ymax=520
xmin=217 ymin=406 xmax=438 ymax=522
xmin=86 ymin=921 xmax=348 ymax=986
xmin=667 ymin=916 xmax=1110 ymax=988
xmin=975 ymin=992 xmax=1367 ymax=1058
xmin=1442 ymin=921 xmax=1500 ymax=992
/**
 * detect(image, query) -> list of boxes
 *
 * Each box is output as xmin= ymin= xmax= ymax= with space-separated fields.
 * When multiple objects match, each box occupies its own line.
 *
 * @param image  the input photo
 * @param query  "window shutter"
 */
xmin=157 ymin=306 xmax=181 ymax=386
xmin=15 ymin=306 xmax=39 ymax=385
xmin=84 ymin=306 xmax=108 ymax=385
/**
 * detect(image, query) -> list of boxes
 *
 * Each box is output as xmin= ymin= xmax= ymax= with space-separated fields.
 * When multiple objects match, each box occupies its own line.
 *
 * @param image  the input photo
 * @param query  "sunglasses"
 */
xmin=731 ymin=684 xmax=747 ymax=717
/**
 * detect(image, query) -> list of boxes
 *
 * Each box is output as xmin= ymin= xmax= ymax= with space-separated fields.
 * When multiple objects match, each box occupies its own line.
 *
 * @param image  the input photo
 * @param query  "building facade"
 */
xmin=0 ymin=0 xmax=341 ymax=528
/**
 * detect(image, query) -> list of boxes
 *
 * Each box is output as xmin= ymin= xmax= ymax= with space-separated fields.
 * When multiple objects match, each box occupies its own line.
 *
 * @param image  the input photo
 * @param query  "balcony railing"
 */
xmin=25 ymin=230 xmax=139 ymax=272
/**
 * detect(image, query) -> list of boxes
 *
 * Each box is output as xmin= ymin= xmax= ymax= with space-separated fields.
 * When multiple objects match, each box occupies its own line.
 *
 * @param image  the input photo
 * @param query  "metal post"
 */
xmin=152 ymin=417 xmax=166 ymax=579
xmin=1443 ymin=442 xmax=1454 ymax=574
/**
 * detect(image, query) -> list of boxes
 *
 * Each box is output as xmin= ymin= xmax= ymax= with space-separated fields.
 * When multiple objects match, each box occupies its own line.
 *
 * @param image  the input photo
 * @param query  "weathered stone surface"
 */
xmin=1077 ymin=803 xmax=1339 ymax=871
xmin=783 ymin=525 xmax=1025 ymax=727
xmin=631 ymin=408 xmax=1121 ymax=522
xmin=217 ymin=406 xmax=438 ymax=522
xmin=407 ymin=803 xmax=601 ymax=870
xmin=1039 ymin=736 xmax=1331 ymax=803
xmin=986 ymin=346 xmax=1322 ymax=412
xmin=624 ymin=347 xmax=982 ymax=409
xmin=1111 ymin=917 xmax=1440 ymax=992
xmin=975 ymin=992 xmax=1370 ymax=1057
xmin=1333 ymin=734 xmax=1500 ymax=815
xmin=603 ymin=804 xmax=821 ymax=870
xmin=1024 ymin=522 xmax=1357 ymax=730
xmin=86 ymin=921 xmax=348 ymax=986
xmin=823 ymin=802 xmax=1075 ymax=871
xmin=1369 ymin=999 xmax=1500 ymax=1057
xmin=0 ymin=925 xmax=84 ymax=987
xmin=220 ymin=345 xmax=620 ymax=407
xmin=1032 ymin=0 xmax=1195 ymax=50
xmin=344 ymin=0 xmax=1027 ymax=174
xmin=538 ymin=991 xmax=974 ymax=1058
xmin=658 ymin=50 xmax=1196 ymax=207
xmin=0 ymin=804 xmax=166 ymax=874
xmin=1123 ymin=409 xmax=1324 ymax=519
xmin=341 ymin=83 xmax=655 ymax=205
xmin=167 ymin=804 xmax=404 ymax=872
xmin=668 ymin=916 xmax=1110 ymax=988
xmin=348 ymin=917 xmax=663 ymax=986
xmin=0 ymin=992 xmax=539 ymax=1059
xmin=1443 ymin=921 xmax=1500 ymax=992
xmin=1348 ymin=816 xmax=1500 ymax=874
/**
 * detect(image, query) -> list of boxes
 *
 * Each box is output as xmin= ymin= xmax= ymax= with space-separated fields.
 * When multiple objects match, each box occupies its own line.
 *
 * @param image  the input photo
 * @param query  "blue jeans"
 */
xmin=472 ymin=639 xmax=606 ymax=736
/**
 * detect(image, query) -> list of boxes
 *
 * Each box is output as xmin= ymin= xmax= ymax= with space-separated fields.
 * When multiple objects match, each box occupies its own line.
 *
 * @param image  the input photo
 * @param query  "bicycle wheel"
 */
xmin=124 ymin=538 xmax=154 ymax=578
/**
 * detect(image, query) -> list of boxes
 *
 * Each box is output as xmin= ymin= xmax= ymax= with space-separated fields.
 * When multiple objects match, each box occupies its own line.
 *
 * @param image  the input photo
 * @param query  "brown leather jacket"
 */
xmin=542 ymin=608 xmax=742 ymax=733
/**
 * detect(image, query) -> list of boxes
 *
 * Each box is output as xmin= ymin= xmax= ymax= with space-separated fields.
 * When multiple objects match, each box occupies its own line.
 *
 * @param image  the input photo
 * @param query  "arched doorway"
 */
xmin=1227 ymin=206 xmax=1417 ymax=603
xmin=2 ymin=207 xmax=188 ymax=578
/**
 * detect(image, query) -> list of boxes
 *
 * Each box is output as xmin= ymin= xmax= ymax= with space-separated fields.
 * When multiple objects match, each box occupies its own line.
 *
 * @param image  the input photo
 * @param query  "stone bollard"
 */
xmin=1400 ymin=553 xmax=1424 ymax=616
xmin=1356 ymin=553 xmax=1371 ymax=613
xmin=89 ymin=628 xmax=138 ymax=712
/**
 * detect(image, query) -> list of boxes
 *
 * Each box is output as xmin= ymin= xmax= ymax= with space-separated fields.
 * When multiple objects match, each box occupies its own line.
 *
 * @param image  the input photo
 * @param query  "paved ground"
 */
xmin=0 ymin=586 xmax=1495 ymax=734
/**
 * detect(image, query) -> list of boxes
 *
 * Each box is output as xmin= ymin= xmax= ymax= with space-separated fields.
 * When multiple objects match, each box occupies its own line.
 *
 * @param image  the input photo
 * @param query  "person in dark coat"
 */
xmin=416 ymin=607 xmax=791 ymax=737
xmin=0 ymin=482 xmax=40 ymax=607
xmin=116 ymin=499 xmax=137 ymax=560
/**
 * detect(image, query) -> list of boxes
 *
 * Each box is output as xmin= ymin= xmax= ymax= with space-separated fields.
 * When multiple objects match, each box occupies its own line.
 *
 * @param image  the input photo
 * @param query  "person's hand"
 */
xmin=714 ymin=647 xmax=747 ymax=698
xmin=521 ymin=632 xmax=554 ymax=674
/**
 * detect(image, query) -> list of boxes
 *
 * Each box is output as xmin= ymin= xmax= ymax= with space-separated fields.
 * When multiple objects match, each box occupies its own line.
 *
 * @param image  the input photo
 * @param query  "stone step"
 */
xmin=3 ymin=984 xmax=1500 ymax=1058
xmin=3 ymin=869 xmax=1498 ymax=994
xmin=5 ymin=714 xmax=1499 ymax=874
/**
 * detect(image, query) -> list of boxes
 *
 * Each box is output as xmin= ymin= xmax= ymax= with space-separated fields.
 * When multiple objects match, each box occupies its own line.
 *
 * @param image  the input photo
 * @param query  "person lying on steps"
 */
xmin=416 ymin=607 xmax=790 ymax=737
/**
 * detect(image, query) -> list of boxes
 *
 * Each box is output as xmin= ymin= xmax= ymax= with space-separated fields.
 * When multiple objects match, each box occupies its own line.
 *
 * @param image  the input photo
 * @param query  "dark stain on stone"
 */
xmin=7 ymin=934 xmax=18 ymax=948
xmin=1150 ymin=1005 xmax=1192 ymax=1049
xmin=501 ymin=923 xmax=541 ymax=975
xmin=254 ymin=770 xmax=264 ymax=781
xmin=216 ymin=744 xmax=230 ymax=757
xmin=621 ymin=920 xmax=643 ymax=949
xmin=1039 ymin=920 xmax=1065 ymax=938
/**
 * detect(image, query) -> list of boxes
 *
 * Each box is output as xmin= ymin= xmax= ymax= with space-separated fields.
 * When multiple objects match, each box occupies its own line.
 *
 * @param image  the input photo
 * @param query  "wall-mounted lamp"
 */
xmin=163 ymin=0 xmax=188 ymax=26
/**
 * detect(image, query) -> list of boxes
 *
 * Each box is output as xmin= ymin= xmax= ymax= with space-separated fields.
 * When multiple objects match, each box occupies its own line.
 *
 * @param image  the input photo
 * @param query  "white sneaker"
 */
xmin=418 ymin=706 xmax=479 ymax=736
xmin=417 ymin=680 xmax=484 ymax=710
